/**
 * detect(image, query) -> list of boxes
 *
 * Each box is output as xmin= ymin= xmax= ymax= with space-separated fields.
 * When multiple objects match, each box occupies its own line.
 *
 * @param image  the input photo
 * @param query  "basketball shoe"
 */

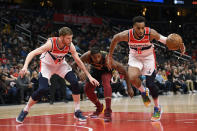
xmin=151 ymin=106 xmax=162 ymax=122
xmin=90 ymin=104 xmax=104 ymax=118
xmin=141 ymin=88 xmax=151 ymax=107
xmin=16 ymin=110 xmax=28 ymax=123
xmin=74 ymin=110 xmax=87 ymax=121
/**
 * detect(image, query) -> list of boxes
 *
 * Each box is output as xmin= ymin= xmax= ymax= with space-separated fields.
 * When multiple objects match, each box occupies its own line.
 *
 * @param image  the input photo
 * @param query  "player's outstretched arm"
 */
xmin=107 ymin=30 xmax=129 ymax=70
xmin=71 ymin=51 xmax=90 ymax=70
xmin=150 ymin=29 xmax=185 ymax=55
xmin=150 ymin=29 xmax=167 ymax=45
xmin=111 ymin=59 xmax=134 ymax=98
xmin=70 ymin=43 xmax=99 ymax=86
xmin=71 ymin=51 xmax=91 ymax=81
xmin=20 ymin=39 xmax=52 ymax=77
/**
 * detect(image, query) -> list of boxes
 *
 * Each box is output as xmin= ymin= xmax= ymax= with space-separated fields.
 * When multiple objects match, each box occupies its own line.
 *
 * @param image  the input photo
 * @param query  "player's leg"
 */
xmin=84 ymin=82 xmax=104 ymax=118
xmin=146 ymin=71 xmax=162 ymax=121
xmin=16 ymin=73 xmax=50 ymax=123
xmin=128 ymin=54 xmax=151 ymax=107
xmin=101 ymin=72 xmax=112 ymax=122
xmin=64 ymin=71 xmax=86 ymax=121
xmin=85 ymin=68 xmax=104 ymax=118
xmin=128 ymin=66 xmax=151 ymax=107
xmin=143 ymin=53 xmax=162 ymax=121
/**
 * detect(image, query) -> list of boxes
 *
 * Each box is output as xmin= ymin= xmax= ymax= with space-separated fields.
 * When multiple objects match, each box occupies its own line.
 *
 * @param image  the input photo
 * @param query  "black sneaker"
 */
xmin=74 ymin=110 xmax=87 ymax=121
xmin=16 ymin=110 xmax=28 ymax=123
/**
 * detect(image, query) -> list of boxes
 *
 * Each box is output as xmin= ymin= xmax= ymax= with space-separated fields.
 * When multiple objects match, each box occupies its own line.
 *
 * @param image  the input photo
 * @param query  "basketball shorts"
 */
xmin=39 ymin=61 xmax=72 ymax=80
xmin=128 ymin=53 xmax=156 ymax=76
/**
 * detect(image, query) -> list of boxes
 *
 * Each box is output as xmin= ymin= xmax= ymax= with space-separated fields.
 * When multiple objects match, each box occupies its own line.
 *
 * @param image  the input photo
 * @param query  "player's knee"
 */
xmin=146 ymin=79 xmax=154 ymax=88
xmin=70 ymin=80 xmax=81 ymax=95
xmin=84 ymin=82 xmax=95 ymax=94
xmin=150 ymin=87 xmax=159 ymax=99
xmin=146 ymin=80 xmax=159 ymax=99
xmin=32 ymin=87 xmax=49 ymax=101
xmin=129 ymin=74 xmax=139 ymax=83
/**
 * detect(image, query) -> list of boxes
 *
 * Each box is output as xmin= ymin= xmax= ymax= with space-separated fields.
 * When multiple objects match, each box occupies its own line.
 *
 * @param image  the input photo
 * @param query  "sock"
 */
xmin=102 ymin=73 xmax=112 ymax=110
xmin=24 ymin=97 xmax=36 ymax=112
xmin=74 ymin=102 xmax=80 ymax=112
xmin=105 ymin=97 xmax=111 ymax=109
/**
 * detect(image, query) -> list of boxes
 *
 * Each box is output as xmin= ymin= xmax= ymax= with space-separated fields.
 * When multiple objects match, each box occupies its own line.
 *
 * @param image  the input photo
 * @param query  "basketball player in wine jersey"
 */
xmin=72 ymin=45 xmax=134 ymax=122
xmin=16 ymin=27 xmax=99 ymax=123
xmin=107 ymin=16 xmax=185 ymax=121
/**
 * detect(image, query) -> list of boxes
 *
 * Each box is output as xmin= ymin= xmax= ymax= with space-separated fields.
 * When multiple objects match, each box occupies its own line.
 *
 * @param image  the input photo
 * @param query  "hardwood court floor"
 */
xmin=0 ymin=94 xmax=197 ymax=131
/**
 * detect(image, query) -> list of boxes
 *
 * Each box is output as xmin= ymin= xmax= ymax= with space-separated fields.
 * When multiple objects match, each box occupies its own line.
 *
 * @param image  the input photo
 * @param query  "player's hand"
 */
xmin=88 ymin=76 xmax=100 ymax=87
xmin=106 ymin=55 xmax=112 ymax=70
xmin=127 ymin=87 xmax=134 ymax=99
xmin=19 ymin=67 xmax=27 ymax=78
xmin=180 ymin=43 xmax=185 ymax=56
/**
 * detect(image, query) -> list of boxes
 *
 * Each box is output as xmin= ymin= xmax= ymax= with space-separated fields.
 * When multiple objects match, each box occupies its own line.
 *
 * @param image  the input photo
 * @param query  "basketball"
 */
xmin=166 ymin=33 xmax=183 ymax=50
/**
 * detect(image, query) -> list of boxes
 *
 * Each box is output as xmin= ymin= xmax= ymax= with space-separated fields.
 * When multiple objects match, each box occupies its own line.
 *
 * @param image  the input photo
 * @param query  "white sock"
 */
xmin=24 ymin=103 xmax=31 ymax=112
xmin=138 ymin=85 xmax=145 ymax=92
xmin=23 ymin=97 xmax=36 ymax=112
xmin=74 ymin=102 xmax=80 ymax=112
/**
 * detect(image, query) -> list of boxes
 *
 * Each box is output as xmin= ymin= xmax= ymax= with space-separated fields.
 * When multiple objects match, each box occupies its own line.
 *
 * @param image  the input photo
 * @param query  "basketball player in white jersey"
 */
xmin=16 ymin=27 xmax=99 ymax=123
xmin=106 ymin=16 xmax=185 ymax=121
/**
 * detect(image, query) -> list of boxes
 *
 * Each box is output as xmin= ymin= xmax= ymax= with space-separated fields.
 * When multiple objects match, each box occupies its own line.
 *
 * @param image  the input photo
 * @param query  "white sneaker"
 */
xmin=192 ymin=90 xmax=197 ymax=93
xmin=112 ymin=92 xmax=118 ymax=98
xmin=117 ymin=92 xmax=123 ymax=97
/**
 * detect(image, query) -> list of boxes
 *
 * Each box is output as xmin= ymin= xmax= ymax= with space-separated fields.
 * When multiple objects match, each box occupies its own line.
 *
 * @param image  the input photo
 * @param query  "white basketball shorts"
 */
xmin=39 ymin=61 xmax=72 ymax=80
xmin=128 ymin=53 xmax=156 ymax=76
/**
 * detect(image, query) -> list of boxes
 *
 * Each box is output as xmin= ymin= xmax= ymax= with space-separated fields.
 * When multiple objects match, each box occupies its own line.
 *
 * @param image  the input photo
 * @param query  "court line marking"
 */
xmin=0 ymin=124 xmax=93 ymax=131
xmin=1 ymin=112 xmax=197 ymax=120
xmin=184 ymin=122 xmax=194 ymax=124
xmin=176 ymin=119 xmax=197 ymax=121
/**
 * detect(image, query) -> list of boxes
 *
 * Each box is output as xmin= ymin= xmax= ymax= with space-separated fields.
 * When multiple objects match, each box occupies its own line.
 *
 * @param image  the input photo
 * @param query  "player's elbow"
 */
xmin=112 ymin=34 xmax=120 ymax=43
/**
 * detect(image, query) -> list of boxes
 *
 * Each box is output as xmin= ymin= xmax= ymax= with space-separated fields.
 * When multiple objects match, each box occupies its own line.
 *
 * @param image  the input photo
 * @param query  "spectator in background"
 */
xmin=155 ymin=69 xmax=165 ymax=95
xmin=2 ymin=38 xmax=11 ymax=49
xmin=161 ymin=70 xmax=171 ymax=94
xmin=0 ymin=73 xmax=7 ymax=104
xmin=179 ymin=70 xmax=188 ymax=94
xmin=0 ymin=53 xmax=8 ymax=66
xmin=6 ymin=49 xmax=13 ymax=60
xmin=10 ymin=57 xmax=18 ymax=66
xmin=172 ymin=68 xmax=181 ymax=94
xmin=16 ymin=71 xmax=33 ymax=104
xmin=111 ymin=71 xmax=124 ymax=98
xmin=185 ymin=69 xmax=196 ymax=93
xmin=30 ymin=71 xmax=39 ymax=91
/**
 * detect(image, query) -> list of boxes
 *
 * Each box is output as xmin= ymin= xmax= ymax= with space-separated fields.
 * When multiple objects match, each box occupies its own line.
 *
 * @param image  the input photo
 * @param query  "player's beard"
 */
xmin=62 ymin=39 xmax=70 ymax=46
xmin=137 ymin=32 xmax=144 ymax=39
xmin=134 ymin=30 xmax=144 ymax=39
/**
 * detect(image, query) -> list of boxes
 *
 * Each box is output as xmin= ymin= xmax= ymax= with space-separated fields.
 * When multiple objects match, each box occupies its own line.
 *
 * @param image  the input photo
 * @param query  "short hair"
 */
xmin=90 ymin=45 xmax=101 ymax=55
xmin=132 ymin=16 xmax=146 ymax=25
xmin=59 ymin=27 xmax=73 ymax=36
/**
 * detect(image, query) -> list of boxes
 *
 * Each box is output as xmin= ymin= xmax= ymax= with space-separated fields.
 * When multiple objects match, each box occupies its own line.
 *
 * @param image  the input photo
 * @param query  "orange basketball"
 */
xmin=166 ymin=33 xmax=183 ymax=50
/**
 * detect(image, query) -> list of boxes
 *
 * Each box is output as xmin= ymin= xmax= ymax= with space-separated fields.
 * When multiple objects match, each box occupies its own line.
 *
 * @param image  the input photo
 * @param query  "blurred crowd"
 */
xmin=0 ymin=5 xmax=197 ymax=105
